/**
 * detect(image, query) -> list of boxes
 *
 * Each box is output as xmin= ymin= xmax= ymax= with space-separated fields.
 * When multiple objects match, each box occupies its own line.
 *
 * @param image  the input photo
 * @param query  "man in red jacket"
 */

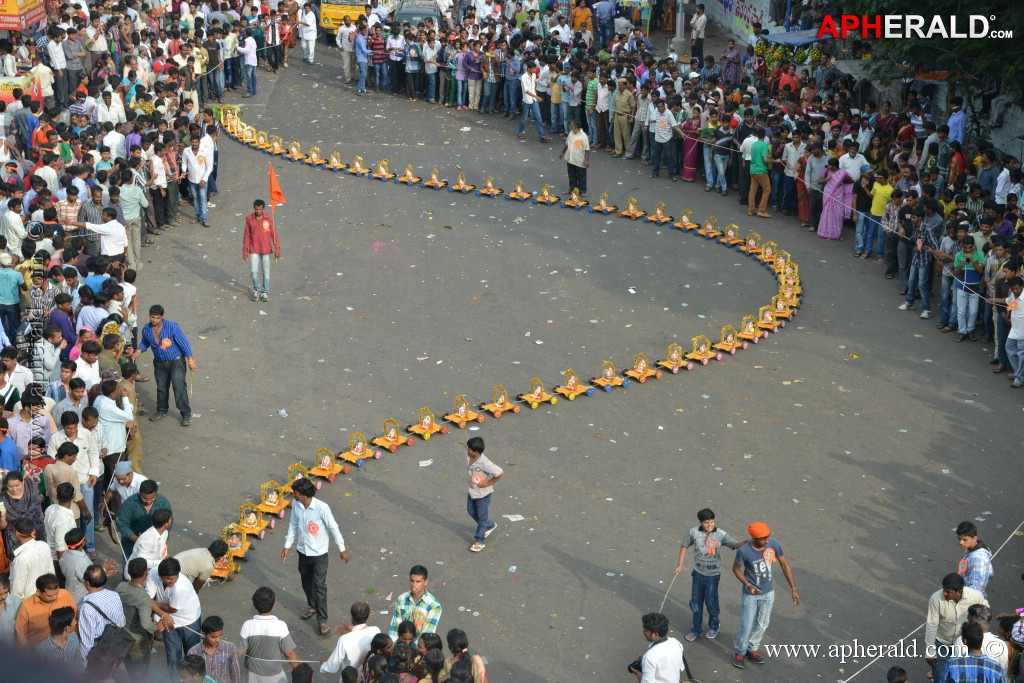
xmin=242 ymin=199 xmax=281 ymax=302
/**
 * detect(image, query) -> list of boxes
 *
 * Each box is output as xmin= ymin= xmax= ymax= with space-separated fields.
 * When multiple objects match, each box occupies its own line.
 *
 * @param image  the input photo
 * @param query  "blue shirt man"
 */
xmin=131 ymin=305 xmax=197 ymax=424
xmin=0 ymin=418 xmax=17 ymax=472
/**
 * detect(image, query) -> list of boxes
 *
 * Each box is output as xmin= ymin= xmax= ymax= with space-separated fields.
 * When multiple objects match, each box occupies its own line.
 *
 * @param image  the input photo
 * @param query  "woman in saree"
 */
xmin=720 ymin=40 xmax=741 ymax=86
xmin=662 ymin=0 xmax=676 ymax=34
xmin=818 ymin=157 xmax=853 ymax=240
xmin=680 ymin=105 xmax=702 ymax=182
xmin=571 ymin=0 xmax=593 ymax=35
xmin=873 ymin=100 xmax=899 ymax=142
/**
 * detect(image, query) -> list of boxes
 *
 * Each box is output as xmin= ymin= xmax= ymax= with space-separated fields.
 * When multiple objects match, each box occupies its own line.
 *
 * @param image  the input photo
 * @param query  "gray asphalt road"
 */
xmin=118 ymin=48 xmax=1024 ymax=683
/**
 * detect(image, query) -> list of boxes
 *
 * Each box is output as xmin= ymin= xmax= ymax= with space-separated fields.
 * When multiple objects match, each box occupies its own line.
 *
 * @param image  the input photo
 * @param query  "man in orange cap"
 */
xmin=731 ymin=521 xmax=799 ymax=669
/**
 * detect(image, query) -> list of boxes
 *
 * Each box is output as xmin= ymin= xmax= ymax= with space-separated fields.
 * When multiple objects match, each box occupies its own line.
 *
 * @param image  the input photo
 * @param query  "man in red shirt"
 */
xmin=242 ymin=199 xmax=281 ymax=302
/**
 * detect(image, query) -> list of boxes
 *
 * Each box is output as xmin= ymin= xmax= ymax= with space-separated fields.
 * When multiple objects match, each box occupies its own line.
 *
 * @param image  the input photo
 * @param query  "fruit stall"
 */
xmin=755 ymin=29 xmax=830 ymax=72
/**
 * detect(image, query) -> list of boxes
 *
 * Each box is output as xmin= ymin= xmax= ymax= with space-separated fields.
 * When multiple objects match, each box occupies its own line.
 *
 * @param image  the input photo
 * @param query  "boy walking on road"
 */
xmin=465 ymin=437 xmax=503 ymax=553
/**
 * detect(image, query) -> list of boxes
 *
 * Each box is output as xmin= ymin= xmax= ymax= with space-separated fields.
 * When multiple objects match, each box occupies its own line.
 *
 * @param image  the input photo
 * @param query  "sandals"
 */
xmin=300 ymin=607 xmax=317 ymax=620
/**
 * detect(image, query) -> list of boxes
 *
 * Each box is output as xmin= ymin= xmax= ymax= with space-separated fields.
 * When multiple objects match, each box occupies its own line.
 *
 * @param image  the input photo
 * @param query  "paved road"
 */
xmin=119 ymin=47 xmax=1023 ymax=683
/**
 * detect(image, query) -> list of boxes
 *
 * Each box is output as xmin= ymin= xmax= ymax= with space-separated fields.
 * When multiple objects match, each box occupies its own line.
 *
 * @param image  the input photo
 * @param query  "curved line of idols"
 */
xmin=209 ymin=107 xmax=805 ymax=580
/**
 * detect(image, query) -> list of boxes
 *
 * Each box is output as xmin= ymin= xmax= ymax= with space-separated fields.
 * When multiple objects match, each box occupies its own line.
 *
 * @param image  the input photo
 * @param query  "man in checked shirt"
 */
xmin=955 ymin=521 xmax=993 ymax=598
xmin=389 ymin=565 xmax=442 ymax=640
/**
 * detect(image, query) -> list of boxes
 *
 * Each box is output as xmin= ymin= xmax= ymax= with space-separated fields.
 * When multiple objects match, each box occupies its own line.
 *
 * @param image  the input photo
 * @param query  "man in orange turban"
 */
xmin=731 ymin=521 xmax=800 ymax=669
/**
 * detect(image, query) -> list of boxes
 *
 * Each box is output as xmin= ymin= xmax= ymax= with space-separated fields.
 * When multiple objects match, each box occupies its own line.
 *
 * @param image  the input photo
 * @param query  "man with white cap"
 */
xmin=731 ymin=521 xmax=799 ymax=669
xmin=104 ymin=460 xmax=149 ymax=520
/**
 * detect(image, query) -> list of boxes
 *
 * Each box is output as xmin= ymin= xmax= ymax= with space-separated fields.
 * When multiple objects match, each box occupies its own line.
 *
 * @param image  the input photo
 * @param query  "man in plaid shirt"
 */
xmin=955 ymin=521 xmax=993 ymax=598
xmin=389 ymin=565 xmax=442 ymax=640
xmin=940 ymin=622 xmax=1004 ymax=683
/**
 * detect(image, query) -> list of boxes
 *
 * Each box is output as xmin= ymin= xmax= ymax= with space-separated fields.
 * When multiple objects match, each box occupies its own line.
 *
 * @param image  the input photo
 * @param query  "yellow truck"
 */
xmin=320 ymin=0 xmax=397 ymax=39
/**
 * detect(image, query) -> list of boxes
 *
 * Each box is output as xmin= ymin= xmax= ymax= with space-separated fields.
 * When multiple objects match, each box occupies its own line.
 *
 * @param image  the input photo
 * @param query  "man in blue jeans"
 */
xmin=897 ymin=208 xmax=939 ymax=318
xmin=517 ymin=65 xmax=548 ymax=143
xmin=732 ymin=522 xmax=800 ymax=669
xmin=181 ymin=136 xmax=212 ymax=228
xmin=131 ymin=305 xmax=197 ymax=427
xmin=465 ymin=436 xmax=503 ymax=553
xmin=675 ymin=508 xmax=743 ymax=642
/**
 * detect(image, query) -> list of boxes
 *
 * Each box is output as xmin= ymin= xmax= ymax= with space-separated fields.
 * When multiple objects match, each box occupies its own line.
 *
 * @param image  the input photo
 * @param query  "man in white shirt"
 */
xmin=127 ymin=508 xmax=171 ymax=574
xmin=995 ymin=156 xmax=1017 ymax=204
xmin=105 ymin=460 xmax=148 ymax=517
xmin=9 ymin=518 xmax=54 ymax=598
xmin=281 ymin=477 xmax=348 ymax=635
xmin=949 ymin=604 xmax=1008 ymax=675
xmin=923 ymin=573 xmax=988 ymax=682
xmin=101 ymin=120 xmax=127 ymax=158
xmin=299 ymin=3 xmax=318 ymax=64
xmin=97 ymin=91 xmax=127 ymax=126
xmin=68 ymin=208 xmax=128 ymax=261
xmin=46 ymin=31 xmax=68 ymax=109
xmin=517 ymin=65 xmax=547 ymax=143
xmin=148 ymin=557 xmax=203 ymax=672
xmin=781 ymin=130 xmax=806 ymax=216
xmin=44 ymin=482 xmax=78 ymax=562
xmin=181 ymin=136 xmax=213 ymax=226
xmin=0 ymin=202 xmax=26 ymax=252
xmin=336 ymin=17 xmax=355 ymax=83
xmin=628 ymin=612 xmax=685 ymax=683
xmin=320 ymin=602 xmax=380 ymax=676
xmin=689 ymin=3 xmax=706 ymax=62
xmin=48 ymin=411 xmax=100 ymax=557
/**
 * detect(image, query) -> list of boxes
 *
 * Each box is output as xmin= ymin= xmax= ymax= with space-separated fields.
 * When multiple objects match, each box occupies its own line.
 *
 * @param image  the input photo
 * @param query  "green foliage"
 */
xmin=840 ymin=0 xmax=1024 ymax=85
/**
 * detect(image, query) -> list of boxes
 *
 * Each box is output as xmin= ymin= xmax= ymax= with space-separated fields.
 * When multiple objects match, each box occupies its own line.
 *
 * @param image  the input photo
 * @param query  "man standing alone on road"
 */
xmin=281 ymin=477 xmax=349 ymax=636
xmin=675 ymin=508 xmax=743 ymax=642
xmin=132 ymin=305 xmax=198 ymax=427
xmin=243 ymin=199 xmax=281 ymax=303
xmin=732 ymin=521 xmax=799 ymax=669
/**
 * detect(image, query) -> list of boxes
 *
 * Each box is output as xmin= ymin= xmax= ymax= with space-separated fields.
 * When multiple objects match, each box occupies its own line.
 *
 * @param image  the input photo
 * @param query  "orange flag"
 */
xmin=269 ymin=163 xmax=287 ymax=214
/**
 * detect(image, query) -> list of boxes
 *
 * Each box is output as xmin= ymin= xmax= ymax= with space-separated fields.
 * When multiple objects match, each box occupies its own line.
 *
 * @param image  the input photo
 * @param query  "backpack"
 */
xmin=84 ymin=600 xmax=136 ymax=660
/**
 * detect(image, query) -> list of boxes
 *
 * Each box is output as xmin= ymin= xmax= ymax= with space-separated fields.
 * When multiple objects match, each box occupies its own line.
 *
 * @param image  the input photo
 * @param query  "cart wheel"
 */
xmin=259 ymin=530 xmax=266 ymax=540
xmin=315 ymin=481 xmax=322 ymax=490
xmin=585 ymin=388 xmax=594 ymax=396
xmin=672 ymin=366 xmax=679 ymax=374
xmin=638 ymin=376 xmax=646 ymax=383
xmin=621 ymin=379 xmax=630 ymax=387
xmin=244 ymin=552 xmax=251 ymax=561
xmin=716 ymin=353 xmax=723 ymax=361
xmin=742 ymin=341 xmax=749 ymax=350
xmin=602 ymin=209 xmax=610 ymax=215
xmin=494 ymin=410 xmax=502 ymax=418
xmin=512 ymin=404 xmax=521 ymax=413
xmin=730 ymin=348 xmax=736 ymax=355
xmin=405 ymin=438 xmax=414 ymax=446
xmin=780 ymin=320 xmax=786 ymax=328
xmin=447 ymin=187 xmax=453 ymax=192
xmin=752 ymin=336 xmax=759 ymax=344
xmin=393 ymin=178 xmax=400 ymax=184
xmin=390 ymin=445 xmax=398 ymax=453
xmin=531 ymin=401 xmax=539 ymax=409
xmin=356 ymin=458 xmax=365 ymax=467
xmin=423 ymin=433 xmax=431 ymax=440
xmin=587 ymin=206 xmax=594 ymax=213
xmin=773 ymin=326 xmax=779 ymax=333
xmin=603 ymin=385 xmax=611 ymax=392
xmin=419 ymin=182 xmax=426 ymax=188
xmin=701 ymin=358 xmax=709 ymax=366
xmin=532 ymin=199 xmax=538 ymax=205
xmin=328 ymin=473 xmax=336 ymax=483
xmin=250 ymin=539 xmax=257 ymax=549
xmin=504 ymin=195 xmax=511 ymax=200
xmin=342 ymin=465 xmax=351 ymax=474
xmin=550 ymin=396 xmax=557 ymax=404
xmin=278 ymin=509 xmax=286 ymax=519
xmin=560 ymin=202 xmax=566 ymax=208
xmin=568 ymin=393 xmax=575 ymax=400
xmin=458 ymin=421 xmax=466 ymax=429
xmin=686 ymin=362 xmax=695 ymax=371
xmin=642 ymin=217 xmax=649 ymax=223
xmin=476 ymin=415 xmax=485 ymax=423
xmin=655 ymin=370 xmax=663 ymax=379
xmin=519 ymin=197 xmax=528 ymax=202
xmin=475 ymin=190 xmax=482 ymax=196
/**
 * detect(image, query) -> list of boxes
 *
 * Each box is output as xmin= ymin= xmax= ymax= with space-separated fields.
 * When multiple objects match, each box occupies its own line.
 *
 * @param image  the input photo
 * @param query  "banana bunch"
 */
xmin=809 ymin=46 xmax=822 ymax=63
xmin=794 ymin=48 xmax=807 ymax=64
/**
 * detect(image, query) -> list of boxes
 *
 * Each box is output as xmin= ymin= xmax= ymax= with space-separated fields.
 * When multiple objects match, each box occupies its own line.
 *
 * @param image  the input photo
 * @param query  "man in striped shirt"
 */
xmin=240 ymin=587 xmax=299 ymax=683
xmin=78 ymin=564 xmax=126 ymax=666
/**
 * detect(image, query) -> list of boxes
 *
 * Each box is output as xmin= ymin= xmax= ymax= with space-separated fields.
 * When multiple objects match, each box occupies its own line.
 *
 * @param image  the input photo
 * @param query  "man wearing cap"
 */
xmin=731 ymin=522 xmax=799 ymax=668
xmin=105 ymin=461 xmax=149 ymax=518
